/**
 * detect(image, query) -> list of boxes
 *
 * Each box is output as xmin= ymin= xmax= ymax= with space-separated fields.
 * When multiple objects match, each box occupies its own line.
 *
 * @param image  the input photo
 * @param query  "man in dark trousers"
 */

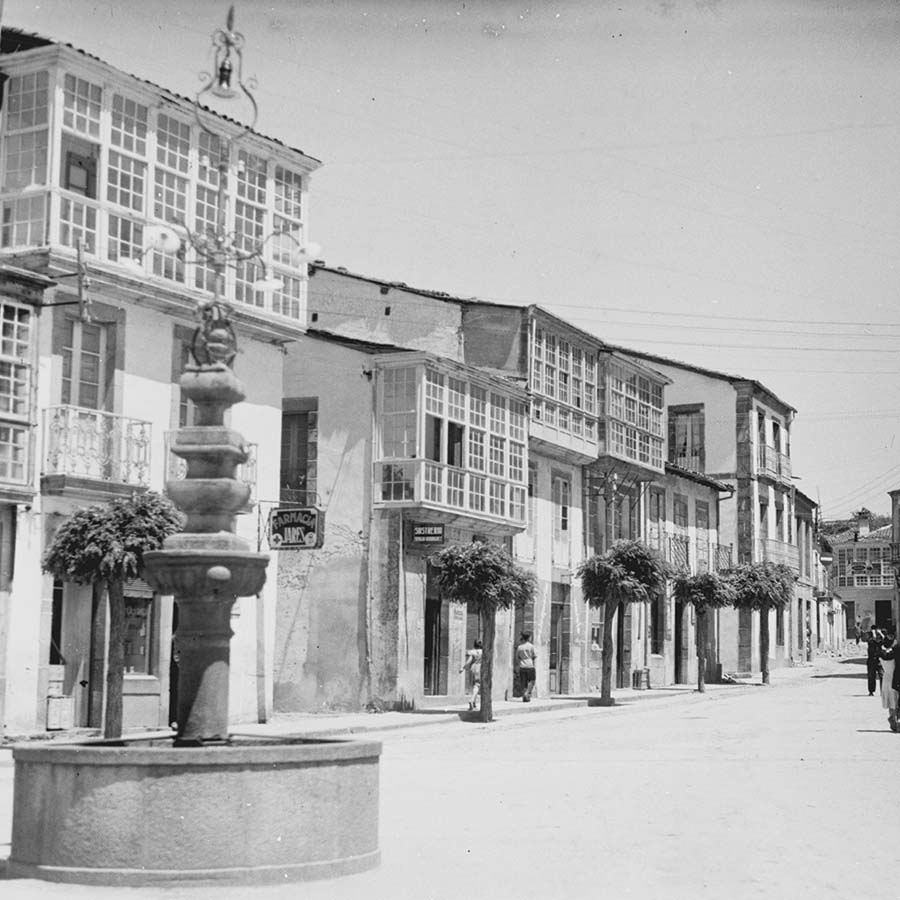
xmin=867 ymin=629 xmax=883 ymax=696
xmin=515 ymin=632 xmax=537 ymax=702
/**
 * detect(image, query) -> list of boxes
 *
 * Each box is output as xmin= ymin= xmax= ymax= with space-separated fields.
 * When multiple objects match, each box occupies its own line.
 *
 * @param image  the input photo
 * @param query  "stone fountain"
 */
xmin=7 ymin=13 xmax=379 ymax=884
xmin=7 ymin=310 xmax=381 ymax=885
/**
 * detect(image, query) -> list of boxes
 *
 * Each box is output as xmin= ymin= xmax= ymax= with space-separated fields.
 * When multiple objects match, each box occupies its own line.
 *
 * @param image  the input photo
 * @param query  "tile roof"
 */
xmin=606 ymin=344 xmax=797 ymax=415
xmin=828 ymin=523 xmax=892 ymax=545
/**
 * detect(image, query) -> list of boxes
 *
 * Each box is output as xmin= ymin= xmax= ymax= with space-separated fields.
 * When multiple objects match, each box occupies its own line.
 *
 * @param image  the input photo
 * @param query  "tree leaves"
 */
xmin=672 ymin=570 xmax=735 ymax=611
xmin=42 ymin=491 xmax=183 ymax=586
xmin=429 ymin=541 xmax=536 ymax=612
xmin=578 ymin=540 xmax=671 ymax=607
xmin=726 ymin=561 xmax=795 ymax=611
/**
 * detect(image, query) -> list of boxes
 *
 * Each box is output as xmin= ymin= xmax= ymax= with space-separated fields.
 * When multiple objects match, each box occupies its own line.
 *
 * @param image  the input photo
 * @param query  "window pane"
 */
xmin=6 ymin=71 xmax=49 ymax=131
xmin=111 ymin=95 xmax=148 ymax=156
xmin=63 ymin=74 xmax=102 ymax=137
xmin=123 ymin=597 xmax=153 ymax=674
xmin=156 ymin=113 xmax=191 ymax=173
xmin=275 ymin=166 xmax=303 ymax=219
xmin=107 ymin=150 xmax=146 ymax=212
xmin=3 ymin=129 xmax=48 ymax=190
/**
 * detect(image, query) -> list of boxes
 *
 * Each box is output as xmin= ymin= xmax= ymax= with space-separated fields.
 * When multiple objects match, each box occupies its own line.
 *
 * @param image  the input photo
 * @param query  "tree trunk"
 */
xmin=696 ymin=607 xmax=707 ymax=693
xmin=104 ymin=578 xmax=125 ymax=739
xmin=600 ymin=596 xmax=617 ymax=705
xmin=760 ymin=602 xmax=770 ymax=685
xmin=479 ymin=607 xmax=496 ymax=722
xmin=88 ymin=580 xmax=107 ymax=728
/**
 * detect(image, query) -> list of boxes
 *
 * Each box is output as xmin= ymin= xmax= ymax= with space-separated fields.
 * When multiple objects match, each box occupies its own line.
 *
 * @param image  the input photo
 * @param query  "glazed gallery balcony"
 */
xmin=41 ymin=405 xmax=151 ymax=496
xmin=375 ymin=459 xmax=526 ymax=531
xmin=374 ymin=355 xmax=529 ymax=534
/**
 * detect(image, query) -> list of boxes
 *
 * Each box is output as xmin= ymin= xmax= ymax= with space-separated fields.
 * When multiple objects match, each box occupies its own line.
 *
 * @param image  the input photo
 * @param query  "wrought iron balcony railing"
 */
xmin=714 ymin=542 xmax=733 ymax=572
xmin=672 ymin=452 xmax=702 ymax=472
xmin=755 ymin=537 xmax=800 ymax=570
xmin=43 ymin=405 xmax=151 ymax=487
xmin=757 ymin=444 xmax=792 ymax=484
xmin=646 ymin=527 xmax=732 ymax=575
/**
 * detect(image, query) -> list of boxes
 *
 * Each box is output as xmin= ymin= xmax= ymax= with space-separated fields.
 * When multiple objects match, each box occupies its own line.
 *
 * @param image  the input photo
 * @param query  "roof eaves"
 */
xmin=664 ymin=462 xmax=732 ymax=492
xmin=608 ymin=343 xmax=796 ymax=414
xmin=310 ymin=264 xmax=484 ymax=306
xmin=0 ymin=27 xmax=322 ymax=167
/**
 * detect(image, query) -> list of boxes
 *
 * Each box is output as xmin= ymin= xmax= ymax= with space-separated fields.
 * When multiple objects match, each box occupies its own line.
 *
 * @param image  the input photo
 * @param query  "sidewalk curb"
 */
xmin=0 ymin=662 xmax=843 ymax=755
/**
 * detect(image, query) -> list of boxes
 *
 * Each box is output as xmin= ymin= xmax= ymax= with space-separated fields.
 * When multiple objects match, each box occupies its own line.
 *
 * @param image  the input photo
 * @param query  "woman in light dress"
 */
xmin=460 ymin=640 xmax=483 ymax=711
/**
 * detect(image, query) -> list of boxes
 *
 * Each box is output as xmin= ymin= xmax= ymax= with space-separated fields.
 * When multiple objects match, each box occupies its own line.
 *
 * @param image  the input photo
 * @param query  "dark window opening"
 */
xmin=50 ymin=578 xmax=64 ymax=665
xmin=281 ymin=400 xmax=318 ymax=504
xmin=60 ymin=134 xmax=99 ymax=198
xmin=425 ymin=414 xmax=442 ymax=463
xmin=447 ymin=421 xmax=464 ymax=467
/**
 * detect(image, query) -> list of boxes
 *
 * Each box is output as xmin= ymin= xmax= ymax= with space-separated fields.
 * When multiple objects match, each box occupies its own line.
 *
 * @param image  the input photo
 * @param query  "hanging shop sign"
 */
xmin=268 ymin=507 xmax=325 ymax=549
xmin=409 ymin=522 xmax=445 ymax=546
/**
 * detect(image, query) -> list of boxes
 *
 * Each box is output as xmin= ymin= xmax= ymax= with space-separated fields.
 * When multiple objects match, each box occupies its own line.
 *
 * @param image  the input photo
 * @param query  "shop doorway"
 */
xmin=738 ymin=607 xmax=752 ymax=673
xmin=674 ymin=599 xmax=685 ymax=683
xmin=875 ymin=600 xmax=893 ymax=632
xmin=168 ymin=603 xmax=179 ymax=727
xmin=549 ymin=583 xmax=571 ymax=694
xmin=424 ymin=586 xmax=449 ymax=696
xmin=615 ymin=601 xmax=630 ymax=689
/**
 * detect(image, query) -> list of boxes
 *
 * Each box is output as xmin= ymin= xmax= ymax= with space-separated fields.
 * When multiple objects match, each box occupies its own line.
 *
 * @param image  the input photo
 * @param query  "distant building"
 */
xmin=610 ymin=348 xmax=807 ymax=675
xmin=827 ymin=508 xmax=893 ymax=635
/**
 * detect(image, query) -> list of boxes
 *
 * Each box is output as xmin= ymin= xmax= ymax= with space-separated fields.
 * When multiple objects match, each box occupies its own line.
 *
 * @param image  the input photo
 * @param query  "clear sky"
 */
xmin=5 ymin=0 xmax=900 ymax=521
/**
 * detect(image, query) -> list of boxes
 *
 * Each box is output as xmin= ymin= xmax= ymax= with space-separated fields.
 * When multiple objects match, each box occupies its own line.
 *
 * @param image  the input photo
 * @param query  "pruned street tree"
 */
xmin=42 ymin=491 xmax=183 ymax=738
xmin=726 ymin=561 xmax=795 ymax=685
xmin=430 ymin=541 xmax=536 ymax=722
xmin=672 ymin=570 xmax=735 ymax=693
xmin=579 ymin=540 xmax=671 ymax=705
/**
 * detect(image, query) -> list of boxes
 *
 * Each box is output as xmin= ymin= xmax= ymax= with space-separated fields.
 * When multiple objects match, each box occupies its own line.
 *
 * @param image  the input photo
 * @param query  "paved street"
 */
xmin=0 ymin=653 xmax=894 ymax=900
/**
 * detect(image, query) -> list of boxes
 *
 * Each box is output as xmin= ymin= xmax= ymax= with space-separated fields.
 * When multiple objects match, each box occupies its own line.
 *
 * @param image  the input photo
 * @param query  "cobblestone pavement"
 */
xmin=0 ymin=654 xmax=890 ymax=900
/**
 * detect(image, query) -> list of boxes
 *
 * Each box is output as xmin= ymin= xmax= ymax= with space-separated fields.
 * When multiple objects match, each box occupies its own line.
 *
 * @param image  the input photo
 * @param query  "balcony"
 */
xmin=646 ymin=527 xmax=732 ymax=575
xmin=164 ymin=433 xmax=258 ymax=511
xmin=757 ymin=444 xmax=792 ymax=485
xmin=714 ymin=543 xmax=733 ymax=572
xmin=375 ymin=459 xmax=526 ymax=533
xmin=672 ymin=452 xmax=702 ymax=472
xmin=668 ymin=535 xmax=691 ymax=572
xmin=756 ymin=538 xmax=800 ymax=570
xmin=42 ymin=406 xmax=151 ymax=496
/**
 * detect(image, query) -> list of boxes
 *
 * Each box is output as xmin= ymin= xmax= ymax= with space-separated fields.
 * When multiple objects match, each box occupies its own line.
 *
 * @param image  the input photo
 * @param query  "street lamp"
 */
xmin=141 ymin=5 xmax=318 ymax=366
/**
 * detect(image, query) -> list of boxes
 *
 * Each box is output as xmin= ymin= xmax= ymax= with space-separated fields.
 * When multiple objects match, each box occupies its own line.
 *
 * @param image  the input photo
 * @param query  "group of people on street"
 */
xmin=460 ymin=632 xmax=537 ymax=711
xmin=866 ymin=628 xmax=900 ymax=732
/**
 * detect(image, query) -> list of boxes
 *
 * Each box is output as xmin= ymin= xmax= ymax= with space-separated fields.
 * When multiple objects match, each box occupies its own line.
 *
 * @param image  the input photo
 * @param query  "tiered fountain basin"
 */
xmin=8 ymin=735 xmax=381 ymax=885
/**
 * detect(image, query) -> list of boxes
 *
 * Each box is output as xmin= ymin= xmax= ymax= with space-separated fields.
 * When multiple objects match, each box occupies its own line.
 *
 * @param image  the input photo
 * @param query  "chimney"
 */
xmin=855 ymin=508 xmax=871 ymax=537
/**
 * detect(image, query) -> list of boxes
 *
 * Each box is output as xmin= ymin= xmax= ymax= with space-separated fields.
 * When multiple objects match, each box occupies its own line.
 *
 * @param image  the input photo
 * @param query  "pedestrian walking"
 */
xmin=515 ymin=631 xmax=537 ymax=702
xmin=460 ymin=639 xmax=483 ymax=711
xmin=866 ymin=629 xmax=883 ymax=696
xmin=854 ymin=620 xmax=861 ymax=645
xmin=879 ymin=634 xmax=899 ymax=732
